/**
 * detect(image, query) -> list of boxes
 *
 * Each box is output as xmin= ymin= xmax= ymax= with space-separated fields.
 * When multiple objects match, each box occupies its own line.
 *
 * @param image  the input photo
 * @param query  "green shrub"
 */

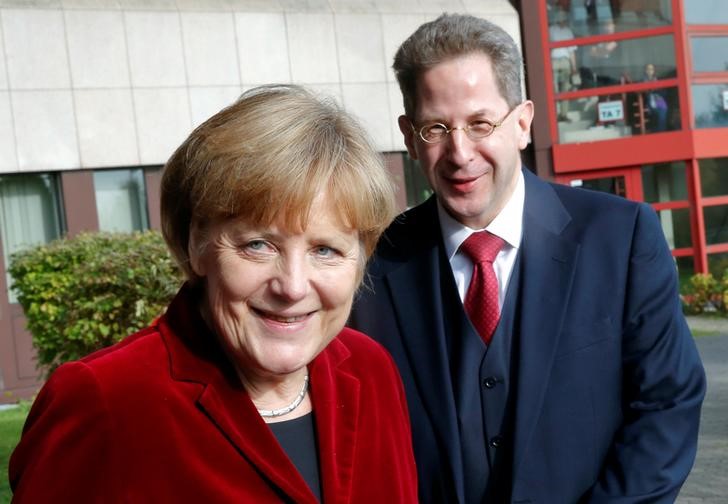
xmin=9 ymin=231 xmax=183 ymax=375
xmin=681 ymin=272 xmax=725 ymax=316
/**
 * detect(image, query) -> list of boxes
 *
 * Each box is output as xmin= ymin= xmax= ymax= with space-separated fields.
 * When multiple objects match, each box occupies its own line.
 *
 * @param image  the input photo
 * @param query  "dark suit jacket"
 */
xmin=350 ymin=169 xmax=705 ymax=503
xmin=10 ymin=285 xmax=418 ymax=503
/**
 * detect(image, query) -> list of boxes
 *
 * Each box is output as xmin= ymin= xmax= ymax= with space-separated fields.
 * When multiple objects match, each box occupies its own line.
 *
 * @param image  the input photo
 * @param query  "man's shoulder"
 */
xmin=378 ymin=197 xmax=439 ymax=251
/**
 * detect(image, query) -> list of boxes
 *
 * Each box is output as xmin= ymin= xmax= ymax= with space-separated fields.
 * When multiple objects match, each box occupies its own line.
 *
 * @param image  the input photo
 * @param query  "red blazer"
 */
xmin=10 ymin=285 xmax=417 ymax=503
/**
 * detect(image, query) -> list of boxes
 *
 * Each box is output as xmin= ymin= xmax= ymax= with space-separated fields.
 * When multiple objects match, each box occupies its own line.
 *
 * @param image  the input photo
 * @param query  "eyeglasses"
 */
xmin=411 ymin=105 xmax=519 ymax=144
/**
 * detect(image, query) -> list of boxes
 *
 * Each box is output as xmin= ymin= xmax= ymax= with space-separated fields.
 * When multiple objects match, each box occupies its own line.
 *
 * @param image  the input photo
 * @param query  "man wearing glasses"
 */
xmin=350 ymin=13 xmax=704 ymax=503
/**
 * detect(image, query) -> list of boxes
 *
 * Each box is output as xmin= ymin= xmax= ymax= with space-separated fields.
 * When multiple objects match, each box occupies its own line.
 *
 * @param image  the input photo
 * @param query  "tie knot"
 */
xmin=460 ymin=231 xmax=505 ymax=264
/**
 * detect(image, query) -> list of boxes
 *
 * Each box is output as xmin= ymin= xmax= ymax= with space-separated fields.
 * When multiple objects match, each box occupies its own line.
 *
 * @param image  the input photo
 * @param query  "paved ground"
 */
xmin=676 ymin=319 xmax=728 ymax=503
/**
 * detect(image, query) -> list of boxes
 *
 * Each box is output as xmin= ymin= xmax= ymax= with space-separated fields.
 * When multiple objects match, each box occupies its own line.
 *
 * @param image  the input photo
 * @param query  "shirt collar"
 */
xmin=438 ymin=170 xmax=525 ymax=261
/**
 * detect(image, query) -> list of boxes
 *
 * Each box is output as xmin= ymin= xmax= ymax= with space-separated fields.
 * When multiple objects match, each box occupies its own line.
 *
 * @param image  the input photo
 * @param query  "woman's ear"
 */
xmin=187 ymin=222 xmax=207 ymax=277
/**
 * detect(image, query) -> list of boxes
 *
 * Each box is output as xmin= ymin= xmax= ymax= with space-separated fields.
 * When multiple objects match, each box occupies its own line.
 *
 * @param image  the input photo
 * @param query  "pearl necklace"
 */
xmin=257 ymin=373 xmax=309 ymax=418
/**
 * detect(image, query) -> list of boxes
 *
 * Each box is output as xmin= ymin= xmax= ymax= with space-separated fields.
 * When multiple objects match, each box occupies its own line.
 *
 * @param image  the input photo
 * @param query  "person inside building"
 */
xmin=349 ymin=13 xmax=705 ymax=503
xmin=549 ymin=8 xmax=580 ymax=121
xmin=9 ymin=84 xmax=418 ymax=503
xmin=642 ymin=62 xmax=669 ymax=132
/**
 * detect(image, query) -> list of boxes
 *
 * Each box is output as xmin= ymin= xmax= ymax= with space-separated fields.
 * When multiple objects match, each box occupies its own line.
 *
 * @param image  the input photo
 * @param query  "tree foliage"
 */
xmin=9 ymin=231 xmax=183 ymax=375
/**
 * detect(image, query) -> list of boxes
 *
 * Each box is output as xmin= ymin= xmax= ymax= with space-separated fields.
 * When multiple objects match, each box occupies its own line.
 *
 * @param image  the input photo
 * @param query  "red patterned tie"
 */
xmin=460 ymin=231 xmax=505 ymax=344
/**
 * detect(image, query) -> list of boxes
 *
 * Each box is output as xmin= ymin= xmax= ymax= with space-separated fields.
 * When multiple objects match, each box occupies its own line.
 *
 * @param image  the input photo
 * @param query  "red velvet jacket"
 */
xmin=9 ymin=286 xmax=417 ymax=503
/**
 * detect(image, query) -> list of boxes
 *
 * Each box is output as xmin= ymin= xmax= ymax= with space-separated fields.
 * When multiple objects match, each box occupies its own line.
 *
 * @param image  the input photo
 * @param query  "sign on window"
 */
xmin=598 ymin=100 xmax=624 ymax=122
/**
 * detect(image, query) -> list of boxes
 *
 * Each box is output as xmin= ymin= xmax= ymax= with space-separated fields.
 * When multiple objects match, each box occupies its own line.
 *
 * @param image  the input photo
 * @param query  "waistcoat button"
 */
xmin=483 ymin=376 xmax=498 ymax=389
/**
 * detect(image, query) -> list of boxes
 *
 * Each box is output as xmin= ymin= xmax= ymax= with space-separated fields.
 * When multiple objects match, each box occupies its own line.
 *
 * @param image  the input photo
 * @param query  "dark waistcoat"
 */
xmin=439 ymin=248 xmax=522 ymax=503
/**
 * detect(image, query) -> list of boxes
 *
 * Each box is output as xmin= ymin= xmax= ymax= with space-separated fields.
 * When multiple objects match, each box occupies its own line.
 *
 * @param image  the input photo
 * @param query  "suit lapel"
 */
xmin=512 ymin=171 xmax=580 ymax=477
xmin=383 ymin=200 xmax=465 ymax=502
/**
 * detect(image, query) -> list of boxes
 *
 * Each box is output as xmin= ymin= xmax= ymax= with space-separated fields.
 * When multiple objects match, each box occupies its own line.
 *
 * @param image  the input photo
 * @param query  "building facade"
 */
xmin=0 ymin=0 xmax=520 ymax=401
xmin=520 ymin=0 xmax=728 ymax=286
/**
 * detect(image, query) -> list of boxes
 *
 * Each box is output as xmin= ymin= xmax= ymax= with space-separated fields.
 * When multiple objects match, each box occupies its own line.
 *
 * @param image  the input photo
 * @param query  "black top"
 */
xmin=268 ymin=412 xmax=322 ymax=502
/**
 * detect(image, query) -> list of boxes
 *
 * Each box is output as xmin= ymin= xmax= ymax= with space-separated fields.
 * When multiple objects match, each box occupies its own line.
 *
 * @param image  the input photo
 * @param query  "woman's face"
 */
xmin=190 ymin=196 xmax=362 ymax=381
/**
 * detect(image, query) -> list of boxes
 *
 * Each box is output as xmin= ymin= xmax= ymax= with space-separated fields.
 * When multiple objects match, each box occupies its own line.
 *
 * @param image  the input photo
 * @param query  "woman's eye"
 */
xmin=244 ymin=240 xmax=271 ymax=252
xmin=314 ymin=246 xmax=336 ymax=257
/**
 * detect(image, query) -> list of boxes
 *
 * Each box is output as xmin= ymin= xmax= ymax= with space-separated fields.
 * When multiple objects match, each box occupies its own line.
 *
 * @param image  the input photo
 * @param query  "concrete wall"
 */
xmin=0 ymin=0 xmax=520 ymax=173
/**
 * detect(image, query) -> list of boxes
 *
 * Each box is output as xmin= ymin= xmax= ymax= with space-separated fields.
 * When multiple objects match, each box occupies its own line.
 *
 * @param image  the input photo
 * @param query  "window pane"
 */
xmin=692 ymin=84 xmax=728 ymax=129
xmin=703 ymin=205 xmax=728 ymax=245
xmin=0 ymin=174 xmax=65 ymax=301
xmin=578 ymin=35 xmax=675 ymax=90
xmin=657 ymin=208 xmax=692 ymax=249
xmin=685 ymin=0 xmax=728 ymax=25
xmin=548 ymin=1 xmax=672 ymax=39
xmin=573 ymin=176 xmax=626 ymax=197
xmin=642 ymin=162 xmax=687 ymax=203
xmin=93 ymin=169 xmax=149 ymax=232
xmin=691 ymin=37 xmax=728 ymax=73
xmin=557 ymin=86 xmax=680 ymax=143
xmin=676 ymin=255 xmax=695 ymax=291
xmin=707 ymin=252 xmax=728 ymax=280
xmin=402 ymin=154 xmax=432 ymax=208
xmin=699 ymin=157 xmax=728 ymax=197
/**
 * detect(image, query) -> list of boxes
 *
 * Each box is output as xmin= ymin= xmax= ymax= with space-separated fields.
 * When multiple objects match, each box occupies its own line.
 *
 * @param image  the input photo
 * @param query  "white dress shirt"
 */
xmin=438 ymin=171 xmax=525 ymax=309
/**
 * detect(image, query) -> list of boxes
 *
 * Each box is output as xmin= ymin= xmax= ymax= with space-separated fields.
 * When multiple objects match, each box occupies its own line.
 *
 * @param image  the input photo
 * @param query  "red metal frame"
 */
xmin=539 ymin=0 xmax=728 ymax=274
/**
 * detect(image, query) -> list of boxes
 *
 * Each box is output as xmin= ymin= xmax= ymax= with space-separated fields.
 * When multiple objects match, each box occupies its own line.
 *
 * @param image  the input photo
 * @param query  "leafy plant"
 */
xmin=681 ymin=272 xmax=724 ymax=315
xmin=9 ymin=231 xmax=182 ymax=375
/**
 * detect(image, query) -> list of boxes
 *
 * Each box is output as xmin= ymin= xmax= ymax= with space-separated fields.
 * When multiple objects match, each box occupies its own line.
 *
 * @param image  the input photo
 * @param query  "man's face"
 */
xmin=399 ymin=53 xmax=533 ymax=229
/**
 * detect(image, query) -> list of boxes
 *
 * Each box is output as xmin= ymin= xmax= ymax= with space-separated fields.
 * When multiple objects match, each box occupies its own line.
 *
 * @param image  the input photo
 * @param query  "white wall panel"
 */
xmin=335 ymin=14 xmax=385 ymax=83
xmin=0 ymin=91 xmax=17 ymax=172
xmin=125 ymin=11 xmax=186 ymax=87
xmin=235 ymin=12 xmax=290 ymax=85
xmin=181 ymin=12 xmax=239 ymax=86
xmin=133 ymin=87 xmax=191 ymax=165
xmin=2 ymin=9 xmax=70 ymax=89
xmin=65 ymin=10 xmax=130 ymax=88
xmin=342 ymin=82 xmax=392 ymax=151
xmin=75 ymin=89 xmax=138 ymax=167
xmin=188 ymin=85 xmax=241 ymax=128
xmin=381 ymin=13 xmax=426 ymax=82
xmin=12 ymin=90 xmax=78 ymax=170
xmin=286 ymin=13 xmax=339 ymax=83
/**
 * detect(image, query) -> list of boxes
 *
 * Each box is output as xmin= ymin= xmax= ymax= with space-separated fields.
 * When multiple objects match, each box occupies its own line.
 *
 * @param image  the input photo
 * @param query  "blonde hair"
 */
xmin=161 ymin=84 xmax=396 ymax=283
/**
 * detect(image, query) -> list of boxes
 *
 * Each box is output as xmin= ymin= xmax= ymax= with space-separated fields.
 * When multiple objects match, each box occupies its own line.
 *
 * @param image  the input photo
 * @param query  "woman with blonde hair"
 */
xmin=10 ymin=85 xmax=417 ymax=503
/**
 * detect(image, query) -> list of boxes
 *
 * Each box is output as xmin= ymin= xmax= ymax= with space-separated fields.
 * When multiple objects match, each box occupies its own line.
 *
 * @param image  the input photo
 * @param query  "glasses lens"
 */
xmin=420 ymin=123 xmax=448 ymax=143
xmin=467 ymin=120 xmax=495 ymax=139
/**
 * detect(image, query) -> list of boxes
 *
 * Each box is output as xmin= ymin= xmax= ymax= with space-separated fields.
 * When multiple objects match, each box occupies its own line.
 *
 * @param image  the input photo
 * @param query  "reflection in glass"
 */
xmin=642 ymin=162 xmax=687 ymax=203
xmin=699 ymin=158 xmax=728 ymax=198
xmin=403 ymin=154 xmax=432 ymax=209
xmin=657 ymin=208 xmax=692 ymax=249
xmin=691 ymin=37 xmax=728 ymax=73
xmin=93 ymin=169 xmax=149 ymax=233
xmin=571 ymin=176 xmax=626 ymax=197
xmin=578 ymin=35 xmax=675 ymax=90
xmin=557 ymin=86 xmax=680 ymax=144
xmin=0 ymin=174 xmax=65 ymax=301
xmin=547 ymin=0 xmax=672 ymax=39
xmin=685 ymin=0 xmax=728 ymax=25
xmin=676 ymin=255 xmax=695 ymax=291
xmin=692 ymin=84 xmax=728 ymax=129
xmin=703 ymin=205 xmax=728 ymax=245
xmin=707 ymin=252 xmax=728 ymax=280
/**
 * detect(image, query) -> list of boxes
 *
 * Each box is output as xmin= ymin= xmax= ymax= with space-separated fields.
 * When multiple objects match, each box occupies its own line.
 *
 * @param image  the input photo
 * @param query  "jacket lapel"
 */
xmin=512 ymin=171 xmax=580 ymax=477
xmin=160 ymin=286 xmax=318 ymax=504
xmin=308 ymin=339 xmax=360 ymax=504
xmin=383 ymin=199 xmax=466 ymax=502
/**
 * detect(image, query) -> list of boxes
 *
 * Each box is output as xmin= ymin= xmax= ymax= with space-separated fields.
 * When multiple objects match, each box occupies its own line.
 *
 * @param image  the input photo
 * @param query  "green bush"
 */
xmin=681 ymin=271 xmax=726 ymax=316
xmin=9 ymin=231 xmax=183 ymax=375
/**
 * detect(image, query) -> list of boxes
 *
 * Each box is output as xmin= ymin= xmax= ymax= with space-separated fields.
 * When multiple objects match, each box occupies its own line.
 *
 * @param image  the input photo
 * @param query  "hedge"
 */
xmin=681 ymin=271 xmax=728 ymax=316
xmin=9 ymin=231 xmax=183 ymax=375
